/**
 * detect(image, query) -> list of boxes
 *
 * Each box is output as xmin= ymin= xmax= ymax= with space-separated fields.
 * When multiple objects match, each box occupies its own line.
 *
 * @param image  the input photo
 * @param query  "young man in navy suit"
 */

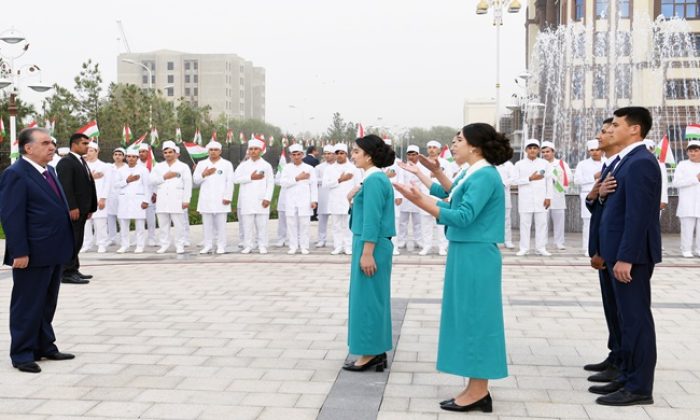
xmin=0 ymin=128 xmax=76 ymax=373
xmin=594 ymin=107 xmax=662 ymax=406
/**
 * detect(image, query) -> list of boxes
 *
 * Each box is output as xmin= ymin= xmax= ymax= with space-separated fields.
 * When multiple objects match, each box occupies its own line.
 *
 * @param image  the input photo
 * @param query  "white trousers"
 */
xmin=420 ymin=213 xmax=447 ymax=251
xmin=581 ymin=216 xmax=591 ymax=252
xmin=547 ymin=209 xmax=566 ymax=247
xmin=119 ymin=219 xmax=145 ymax=248
xmin=504 ymin=207 xmax=512 ymax=244
xmin=237 ymin=208 xmax=245 ymax=244
xmin=287 ymin=210 xmax=311 ymax=250
xmin=317 ymin=213 xmax=330 ymax=243
xmin=83 ymin=217 xmax=109 ymax=249
xmin=331 ymin=213 xmax=351 ymax=252
xmin=146 ymin=204 xmax=157 ymax=242
xmin=241 ymin=214 xmax=268 ymax=249
xmin=398 ymin=211 xmax=422 ymax=246
xmin=183 ymin=212 xmax=191 ymax=243
xmin=391 ymin=207 xmax=401 ymax=249
xmin=107 ymin=215 xmax=120 ymax=245
xmin=157 ymin=212 xmax=186 ymax=248
xmin=277 ymin=210 xmax=287 ymax=243
xmin=519 ymin=211 xmax=548 ymax=251
xmin=680 ymin=217 xmax=700 ymax=253
xmin=202 ymin=213 xmax=228 ymax=250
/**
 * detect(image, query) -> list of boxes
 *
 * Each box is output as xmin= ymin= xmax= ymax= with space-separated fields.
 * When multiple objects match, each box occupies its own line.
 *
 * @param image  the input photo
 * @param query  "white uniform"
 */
xmin=115 ymin=164 xmax=151 ymax=250
xmin=274 ymin=168 xmax=287 ymax=246
xmin=323 ymin=161 xmax=362 ymax=254
xmin=398 ymin=163 xmax=426 ymax=249
xmin=315 ymin=161 xmax=332 ymax=246
xmin=385 ymin=159 xmax=404 ymax=255
xmin=281 ymin=162 xmax=319 ymax=252
xmin=150 ymin=160 xmax=193 ymax=251
xmin=672 ymin=159 xmax=700 ymax=255
xmin=194 ymin=157 xmax=235 ymax=252
xmin=234 ymin=157 xmax=274 ymax=251
xmin=106 ymin=163 xmax=125 ymax=246
xmin=82 ymin=159 xmax=112 ymax=251
xmin=513 ymin=157 xmax=552 ymax=253
xmin=497 ymin=161 xmax=515 ymax=247
xmin=545 ymin=158 xmax=572 ymax=249
xmin=421 ymin=158 xmax=456 ymax=255
xmin=574 ymin=157 xmax=604 ymax=253
xmin=138 ymin=160 xmax=158 ymax=245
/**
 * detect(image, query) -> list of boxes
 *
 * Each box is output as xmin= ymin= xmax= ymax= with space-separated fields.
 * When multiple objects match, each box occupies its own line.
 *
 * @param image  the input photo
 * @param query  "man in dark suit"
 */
xmin=302 ymin=145 xmax=320 ymax=168
xmin=594 ymin=107 xmax=661 ymax=406
xmin=56 ymin=133 xmax=97 ymax=284
xmin=0 ymin=128 xmax=77 ymax=373
xmin=585 ymin=118 xmax=623 ymax=389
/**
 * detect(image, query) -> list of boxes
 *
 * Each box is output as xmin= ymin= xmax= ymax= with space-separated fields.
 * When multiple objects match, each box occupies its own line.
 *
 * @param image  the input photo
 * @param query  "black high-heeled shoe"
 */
xmin=342 ymin=353 xmax=388 ymax=372
xmin=439 ymin=398 xmax=454 ymax=406
xmin=440 ymin=393 xmax=492 ymax=413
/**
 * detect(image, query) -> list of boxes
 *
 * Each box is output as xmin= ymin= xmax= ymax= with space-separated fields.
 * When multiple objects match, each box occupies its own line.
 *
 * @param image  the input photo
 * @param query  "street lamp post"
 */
xmin=121 ymin=58 xmax=153 ymax=129
xmin=476 ymin=0 xmax=521 ymax=132
xmin=0 ymin=28 xmax=52 ymax=163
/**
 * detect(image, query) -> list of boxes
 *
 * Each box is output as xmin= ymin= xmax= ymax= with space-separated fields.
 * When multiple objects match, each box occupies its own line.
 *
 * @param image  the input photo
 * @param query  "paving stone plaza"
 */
xmin=1 ymin=222 xmax=699 ymax=420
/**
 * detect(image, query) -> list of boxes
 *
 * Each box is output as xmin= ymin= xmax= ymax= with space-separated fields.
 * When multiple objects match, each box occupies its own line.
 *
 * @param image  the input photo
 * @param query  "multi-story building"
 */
xmin=117 ymin=50 xmax=266 ymax=121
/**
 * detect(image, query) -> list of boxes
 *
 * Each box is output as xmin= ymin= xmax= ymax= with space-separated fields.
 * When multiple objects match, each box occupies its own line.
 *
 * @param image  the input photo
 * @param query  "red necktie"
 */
xmin=43 ymin=170 xmax=61 ymax=198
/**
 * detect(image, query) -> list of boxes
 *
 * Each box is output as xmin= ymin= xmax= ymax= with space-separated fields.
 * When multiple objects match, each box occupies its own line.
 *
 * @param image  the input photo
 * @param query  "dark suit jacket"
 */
xmin=56 ymin=153 xmax=98 ymax=214
xmin=0 ymin=158 xmax=74 ymax=267
xmin=599 ymin=145 xmax=662 ymax=265
xmin=302 ymin=155 xmax=320 ymax=167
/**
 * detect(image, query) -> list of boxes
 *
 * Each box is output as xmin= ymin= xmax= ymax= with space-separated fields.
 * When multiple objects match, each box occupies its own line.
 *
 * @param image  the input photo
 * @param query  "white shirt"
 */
xmin=149 ymin=159 xmax=193 ymax=214
xmin=115 ymin=164 xmax=151 ymax=220
xmin=316 ymin=161 xmax=333 ymax=214
xmin=400 ymin=161 xmax=428 ymax=213
xmin=545 ymin=158 xmax=572 ymax=210
xmin=512 ymin=157 xmax=552 ymax=213
xmin=234 ymin=157 xmax=275 ymax=215
xmin=497 ymin=161 xmax=515 ymax=209
xmin=23 ymin=155 xmax=48 ymax=174
xmin=193 ymin=157 xmax=235 ymax=214
xmin=280 ymin=162 xmax=319 ymax=216
xmin=574 ymin=158 xmax=605 ymax=195
xmin=672 ymin=159 xmax=700 ymax=218
xmin=323 ymin=161 xmax=362 ymax=215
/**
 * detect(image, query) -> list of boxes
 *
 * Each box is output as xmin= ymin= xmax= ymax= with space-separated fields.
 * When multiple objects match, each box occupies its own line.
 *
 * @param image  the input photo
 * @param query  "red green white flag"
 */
xmin=225 ymin=129 xmax=233 ymax=144
xmin=356 ymin=123 xmax=364 ymax=138
xmin=656 ymin=133 xmax=676 ymax=166
xmin=685 ymin=124 xmax=700 ymax=140
xmin=439 ymin=145 xmax=454 ymax=163
xmin=184 ymin=142 xmax=208 ymax=160
xmin=175 ymin=127 xmax=182 ymax=143
xmin=77 ymin=120 xmax=99 ymax=138
xmin=210 ymin=130 xmax=217 ymax=142
xmin=149 ymin=127 xmax=159 ymax=146
xmin=122 ymin=124 xmax=132 ymax=146
xmin=0 ymin=117 xmax=5 ymax=143
xmin=277 ymin=147 xmax=287 ymax=172
xmin=26 ymin=120 xmax=38 ymax=129
xmin=193 ymin=128 xmax=203 ymax=145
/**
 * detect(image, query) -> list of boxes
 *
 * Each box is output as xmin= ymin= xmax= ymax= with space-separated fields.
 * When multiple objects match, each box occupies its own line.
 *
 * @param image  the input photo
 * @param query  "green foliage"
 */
xmin=73 ymin=59 xmax=103 ymax=121
xmin=406 ymin=126 xmax=459 ymax=148
xmin=325 ymin=112 xmax=358 ymax=143
xmin=43 ymin=85 xmax=80 ymax=144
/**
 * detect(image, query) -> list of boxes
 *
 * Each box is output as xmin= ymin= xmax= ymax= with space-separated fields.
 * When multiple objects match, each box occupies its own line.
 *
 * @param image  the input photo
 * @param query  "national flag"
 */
xmin=239 ymin=132 xmax=245 ymax=144
xmin=183 ymin=142 xmax=208 ymax=160
xmin=656 ymin=133 xmax=676 ymax=166
xmin=356 ymin=123 xmax=364 ymax=138
xmin=0 ymin=117 xmax=5 ymax=143
xmin=558 ymin=159 xmax=569 ymax=187
xmin=268 ymin=135 xmax=274 ymax=146
xmin=149 ymin=127 xmax=159 ymax=146
xmin=282 ymin=136 xmax=288 ymax=147
xmin=76 ymin=120 xmax=99 ymax=138
xmin=439 ymin=145 xmax=454 ymax=163
xmin=127 ymin=132 xmax=154 ymax=170
xmin=193 ymin=128 xmax=203 ymax=145
xmin=277 ymin=147 xmax=287 ymax=172
xmin=175 ymin=127 xmax=183 ymax=143
xmin=50 ymin=118 xmax=56 ymax=135
xmin=252 ymin=133 xmax=267 ymax=155
xmin=26 ymin=120 xmax=38 ymax=129
xmin=226 ymin=129 xmax=233 ymax=144
xmin=210 ymin=130 xmax=217 ymax=142
xmin=685 ymin=124 xmax=700 ymax=140
xmin=122 ymin=124 xmax=132 ymax=146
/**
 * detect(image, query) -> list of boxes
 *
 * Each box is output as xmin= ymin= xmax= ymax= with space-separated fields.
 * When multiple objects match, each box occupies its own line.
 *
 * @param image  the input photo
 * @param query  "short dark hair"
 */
xmin=613 ymin=107 xmax=652 ymax=138
xmin=355 ymin=134 xmax=396 ymax=168
xmin=461 ymin=123 xmax=513 ymax=166
xmin=70 ymin=132 xmax=90 ymax=146
xmin=602 ymin=117 xmax=613 ymax=125
xmin=306 ymin=145 xmax=317 ymax=154
xmin=18 ymin=127 xmax=50 ymax=155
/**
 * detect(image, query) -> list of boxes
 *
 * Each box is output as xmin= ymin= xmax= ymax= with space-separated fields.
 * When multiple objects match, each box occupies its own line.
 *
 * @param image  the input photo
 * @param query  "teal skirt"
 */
xmin=347 ymin=236 xmax=393 ymax=355
xmin=437 ymin=241 xmax=508 ymax=379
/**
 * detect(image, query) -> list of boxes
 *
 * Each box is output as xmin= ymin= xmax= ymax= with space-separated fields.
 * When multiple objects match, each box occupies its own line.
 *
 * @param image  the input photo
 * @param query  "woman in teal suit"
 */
xmin=396 ymin=123 xmax=513 ymax=412
xmin=343 ymin=134 xmax=397 ymax=372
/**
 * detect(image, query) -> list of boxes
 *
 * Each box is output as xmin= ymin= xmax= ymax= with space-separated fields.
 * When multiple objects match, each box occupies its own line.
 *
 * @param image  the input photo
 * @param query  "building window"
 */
xmin=167 ymin=61 xmax=174 ymax=71
xmin=151 ymin=75 xmax=156 ymax=85
xmin=618 ymin=0 xmax=631 ymax=17
xmin=193 ymin=75 xmax=198 ymax=84
xmin=593 ymin=65 xmax=608 ymax=99
xmin=573 ymin=33 xmax=586 ymax=58
xmin=166 ymin=87 xmax=174 ymax=97
xmin=694 ymin=33 xmax=700 ymax=53
xmin=595 ymin=0 xmax=609 ymax=18
xmin=194 ymin=87 xmax=198 ymax=96
xmin=185 ymin=87 xmax=190 ymax=96
xmin=661 ymin=0 xmax=699 ymax=18
xmin=193 ymin=61 xmax=199 ymax=70
xmin=615 ymin=64 xmax=631 ymax=99
xmin=185 ymin=75 xmax=190 ymax=83
xmin=572 ymin=66 xmax=585 ymax=100
xmin=142 ymin=75 xmax=148 ymax=84
xmin=167 ymin=75 xmax=174 ymax=84
xmin=185 ymin=62 xmax=190 ymax=70
xmin=594 ymin=32 xmax=609 ymax=57
xmin=573 ymin=0 xmax=585 ymax=21
xmin=616 ymin=32 xmax=631 ymax=56
xmin=665 ymin=79 xmax=700 ymax=99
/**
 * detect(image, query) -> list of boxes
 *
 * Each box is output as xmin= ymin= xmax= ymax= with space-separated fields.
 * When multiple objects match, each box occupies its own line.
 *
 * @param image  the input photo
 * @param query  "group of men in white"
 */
xmin=60 ymin=130 xmax=700 ymax=258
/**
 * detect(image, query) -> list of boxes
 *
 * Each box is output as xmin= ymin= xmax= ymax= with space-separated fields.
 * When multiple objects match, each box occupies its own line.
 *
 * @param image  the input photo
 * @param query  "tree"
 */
xmin=42 ymin=84 xmax=81 ymax=143
xmin=73 ymin=59 xmax=103 ymax=122
xmin=325 ymin=112 xmax=357 ymax=143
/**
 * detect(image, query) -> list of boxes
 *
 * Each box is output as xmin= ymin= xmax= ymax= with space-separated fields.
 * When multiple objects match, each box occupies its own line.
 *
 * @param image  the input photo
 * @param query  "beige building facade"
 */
xmin=117 ymin=50 xmax=266 ymax=121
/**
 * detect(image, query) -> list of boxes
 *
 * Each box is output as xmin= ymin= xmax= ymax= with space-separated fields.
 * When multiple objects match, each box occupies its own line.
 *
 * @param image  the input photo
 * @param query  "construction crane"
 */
xmin=116 ymin=20 xmax=131 ymax=53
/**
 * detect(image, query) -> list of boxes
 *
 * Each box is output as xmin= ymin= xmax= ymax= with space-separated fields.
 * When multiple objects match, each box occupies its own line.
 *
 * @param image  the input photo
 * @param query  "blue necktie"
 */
xmin=601 ymin=156 xmax=620 ymax=179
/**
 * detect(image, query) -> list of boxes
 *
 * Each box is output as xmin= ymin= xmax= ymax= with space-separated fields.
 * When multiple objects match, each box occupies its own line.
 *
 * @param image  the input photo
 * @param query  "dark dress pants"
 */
xmin=10 ymin=265 xmax=61 ymax=364
xmin=64 ymin=212 xmax=88 ymax=276
xmin=607 ymin=263 xmax=657 ymax=395
xmin=598 ymin=268 xmax=622 ymax=368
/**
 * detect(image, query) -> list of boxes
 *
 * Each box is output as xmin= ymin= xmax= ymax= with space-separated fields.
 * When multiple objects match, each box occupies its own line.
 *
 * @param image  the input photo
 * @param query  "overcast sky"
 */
xmin=2 ymin=0 xmax=526 ymax=135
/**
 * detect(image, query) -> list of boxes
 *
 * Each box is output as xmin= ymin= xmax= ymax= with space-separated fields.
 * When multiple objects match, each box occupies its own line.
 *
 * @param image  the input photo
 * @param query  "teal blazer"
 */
xmin=431 ymin=166 xmax=504 ymax=243
xmin=350 ymin=171 xmax=396 ymax=242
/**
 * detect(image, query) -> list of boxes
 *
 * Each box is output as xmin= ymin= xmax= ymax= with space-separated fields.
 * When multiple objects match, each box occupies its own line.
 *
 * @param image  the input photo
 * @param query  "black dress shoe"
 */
xmin=39 ymin=352 xmax=75 ymax=361
xmin=439 ymin=398 xmax=454 ymax=406
xmin=342 ymin=353 xmax=387 ymax=372
xmin=61 ymin=275 xmax=89 ymax=284
xmin=12 ymin=361 xmax=41 ymax=373
xmin=588 ymin=367 xmax=619 ymax=382
xmin=76 ymin=271 xmax=93 ymax=279
xmin=596 ymin=389 xmax=653 ymax=406
xmin=583 ymin=358 xmax=611 ymax=372
xmin=440 ymin=393 xmax=492 ymax=413
xmin=589 ymin=380 xmax=624 ymax=395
